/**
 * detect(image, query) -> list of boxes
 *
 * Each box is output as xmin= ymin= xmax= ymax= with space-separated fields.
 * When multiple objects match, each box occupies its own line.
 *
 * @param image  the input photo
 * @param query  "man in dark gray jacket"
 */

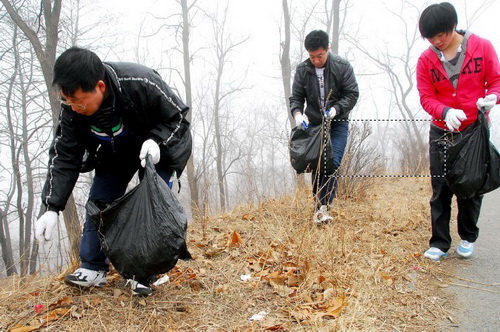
xmin=290 ymin=30 xmax=359 ymax=224
xmin=35 ymin=47 xmax=192 ymax=296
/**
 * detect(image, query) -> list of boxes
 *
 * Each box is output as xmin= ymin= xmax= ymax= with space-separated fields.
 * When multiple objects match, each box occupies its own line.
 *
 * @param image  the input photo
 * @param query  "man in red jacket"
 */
xmin=417 ymin=2 xmax=500 ymax=260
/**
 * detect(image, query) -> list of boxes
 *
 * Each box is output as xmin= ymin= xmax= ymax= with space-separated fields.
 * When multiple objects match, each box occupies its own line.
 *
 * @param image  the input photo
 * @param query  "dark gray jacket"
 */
xmin=290 ymin=53 xmax=359 ymax=125
xmin=42 ymin=62 xmax=192 ymax=212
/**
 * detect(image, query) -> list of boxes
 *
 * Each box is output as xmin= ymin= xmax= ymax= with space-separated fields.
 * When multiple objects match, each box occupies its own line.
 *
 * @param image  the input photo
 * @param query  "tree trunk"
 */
xmin=331 ymin=0 xmax=341 ymax=54
xmin=1 ymin=0 xmax=81 ymax=264
xmin=180 ymin=0 xmax=200 ymax=219
xmin=0 ymin=208 xmax=17 ymax=276
xmin=281 ymin=0 xmax=306 ymax=188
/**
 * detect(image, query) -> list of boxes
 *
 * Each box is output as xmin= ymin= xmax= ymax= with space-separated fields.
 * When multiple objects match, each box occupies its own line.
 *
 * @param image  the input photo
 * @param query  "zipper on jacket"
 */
xmin=110 ymin=136 xmax=116 ymax=153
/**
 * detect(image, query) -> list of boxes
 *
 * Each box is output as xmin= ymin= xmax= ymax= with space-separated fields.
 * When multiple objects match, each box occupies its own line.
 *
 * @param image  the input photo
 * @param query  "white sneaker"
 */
xmin=456 ymin=240 xmax=475 ymax=258
xmin=424 ymin=247 xmax=448 ymax=261
xmin=126 ymin=279 xmax=153 ymax=296
xmin=64 ymin=268 xmax=107 ymax=287
xmin=313 ymin=205 xmax=333 ymax=225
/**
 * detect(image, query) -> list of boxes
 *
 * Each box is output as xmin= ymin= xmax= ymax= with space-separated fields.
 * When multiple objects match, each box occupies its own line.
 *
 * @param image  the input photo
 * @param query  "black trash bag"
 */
xmin=86 ymin=155 xmax=192 ymax=285
xmin=289 ymin=123 xmax=334 ymax=174
xmin=439 ymin=108 xmax=500 ymax=199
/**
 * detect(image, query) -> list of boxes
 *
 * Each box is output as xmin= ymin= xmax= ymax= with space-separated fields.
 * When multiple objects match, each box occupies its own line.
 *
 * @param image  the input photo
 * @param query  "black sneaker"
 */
xmin=126 ymin=280 xmax=153 ymax=296
xmin=64 ymin=268 xmax=107 ymax=287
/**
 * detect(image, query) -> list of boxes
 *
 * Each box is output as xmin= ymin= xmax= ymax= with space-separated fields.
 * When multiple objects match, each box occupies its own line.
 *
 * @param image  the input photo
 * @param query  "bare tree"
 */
xmin=344 ymin=2 xmax=427 ymax=174
xmin=280 ymin=0 xmax=293 ymax=124
xmin=133 ymin=0 xmax=202 ymax=219
xmin=0 ymin=19 xmax=53 ymax=276
xmin=337 ymin=122 xmax=384 ymax=198
xmin=178 ymin=0 xmax=201 ymax=218
xmin=206 ymin=4 xmax=248 ymax=211
xmin=1 ymin=0 xmax=81 ymax=263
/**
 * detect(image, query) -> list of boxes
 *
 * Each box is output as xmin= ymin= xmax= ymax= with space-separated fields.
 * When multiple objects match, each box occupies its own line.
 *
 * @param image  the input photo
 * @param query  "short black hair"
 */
xmin=304 ymin=30 xmax=329 ymax=52
xmin=419 ymin=2 xmax=458 ymax=39
xmin=52 ymin=47 xmax=105 ymax=97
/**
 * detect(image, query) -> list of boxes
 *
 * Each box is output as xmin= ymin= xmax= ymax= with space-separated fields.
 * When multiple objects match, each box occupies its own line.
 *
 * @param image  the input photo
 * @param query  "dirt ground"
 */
xmin=0 ymin=178 xmax=475 ymax=331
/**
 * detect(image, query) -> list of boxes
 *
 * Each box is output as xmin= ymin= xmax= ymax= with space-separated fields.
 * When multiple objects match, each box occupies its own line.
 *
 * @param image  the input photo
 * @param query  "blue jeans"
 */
xmin=312 ymin=121 xmax=349 ymax=209
xmin=80 ymin=161 xmax=173 ymax=271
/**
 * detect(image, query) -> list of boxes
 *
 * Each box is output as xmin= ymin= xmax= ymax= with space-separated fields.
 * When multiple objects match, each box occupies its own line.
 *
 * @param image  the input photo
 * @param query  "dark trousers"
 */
xmin=312 ymin=121 xmax=349 ymax=209
xmin=80 ymin=160 xmax=173 ymax=271
xmin=429 ymin=125 xmax=482 ymax=252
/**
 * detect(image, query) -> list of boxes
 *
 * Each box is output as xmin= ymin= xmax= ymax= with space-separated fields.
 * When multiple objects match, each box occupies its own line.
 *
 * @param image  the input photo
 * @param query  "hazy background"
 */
xmin=1 ymin=0 xmax=500 ymax=276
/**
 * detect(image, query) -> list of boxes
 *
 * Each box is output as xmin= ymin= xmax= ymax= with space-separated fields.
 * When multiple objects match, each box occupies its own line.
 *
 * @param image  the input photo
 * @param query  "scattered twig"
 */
xmin=449 ymin=282 xmax=500 ymax=295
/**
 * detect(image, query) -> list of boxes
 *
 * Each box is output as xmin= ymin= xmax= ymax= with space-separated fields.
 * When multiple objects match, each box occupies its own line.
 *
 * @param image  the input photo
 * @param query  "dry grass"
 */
xmin=1 ymin=178 xmax=461 ymax=331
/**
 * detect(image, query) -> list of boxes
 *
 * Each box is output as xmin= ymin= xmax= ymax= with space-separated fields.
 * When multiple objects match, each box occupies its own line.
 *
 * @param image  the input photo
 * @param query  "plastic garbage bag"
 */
xmin=289 ymin=123 xmax=333 ymax=174
xmin=439 ymin=108 xmax=500 ymax=199
xmin=86 ymin=155 xmax=192 ymax=285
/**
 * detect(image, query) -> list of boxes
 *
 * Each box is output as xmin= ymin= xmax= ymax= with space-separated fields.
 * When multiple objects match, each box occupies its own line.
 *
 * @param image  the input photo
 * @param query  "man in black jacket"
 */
xmin=35 ymin=47 xmax=192 ymax=296
xmin=290 ymin=30 xmax=359 ymax=224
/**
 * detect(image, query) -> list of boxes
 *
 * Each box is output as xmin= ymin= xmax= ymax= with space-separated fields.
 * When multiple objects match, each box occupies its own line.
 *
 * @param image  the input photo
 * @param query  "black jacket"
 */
xmin=42 ymin=62 xmax=192 ymax=212
xmin=290 ymin=53 xmax=359 ymax=125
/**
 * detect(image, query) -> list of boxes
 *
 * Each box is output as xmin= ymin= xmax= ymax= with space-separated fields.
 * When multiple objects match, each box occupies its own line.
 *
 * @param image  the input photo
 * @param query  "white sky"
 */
xmin=82 ymin=0 xmax=500 ymax=141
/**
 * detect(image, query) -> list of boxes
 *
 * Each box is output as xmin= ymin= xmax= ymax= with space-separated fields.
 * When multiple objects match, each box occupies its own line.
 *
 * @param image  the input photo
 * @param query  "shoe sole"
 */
xmin=132 ymin=290 xmax=153 ymax=296
xmin=456 ymin=249 xmax=473 ymax=258
xmin=424 ymin=253 xmax=448 ymax=261
xmin=64 ymin=277 xmax=106 ymax=288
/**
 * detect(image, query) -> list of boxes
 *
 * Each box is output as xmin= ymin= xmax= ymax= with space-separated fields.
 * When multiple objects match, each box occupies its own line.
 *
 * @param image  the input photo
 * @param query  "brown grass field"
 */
xmin=0 ymin=178 xmax=465 ymax=331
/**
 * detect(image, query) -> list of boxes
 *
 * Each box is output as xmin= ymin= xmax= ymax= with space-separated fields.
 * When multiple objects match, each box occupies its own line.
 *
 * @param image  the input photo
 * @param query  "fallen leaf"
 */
xmin=87 ymin=297 xmax=104 ymax=307
xmin=270 ymin=281 xmax=294 ymax=297
xmin=322 ymin=288 xmax=335 ymax=301
xmin=269 ymin=271 xmax=287 ymax=285
xmin=287 ymin=274 xmax=303 ymax=287
xmin=228 ymin=231 xmax=243 ymax=248
xmin=48 ymin=296 xmax=73 ymax=309
xmin=324 ymin=296 xmax=347 ymax=318
xmin=290 ymin=309 xmax=312 ymax=322
xmin=70 ymin=306 xmax=82 ymax=319
xmin=241 ymin=214 xmax=255 ymax=221
xmin=190 ymin=280 xmax=203 ymax=292
xmin=264 ymin=326 xmax=286 ymax=331
xmin=302 ymin=293 xmax=314 ymax=303
xmin=40 ymin=307 xmax=71 ymax=325
xmin=10 ymin=325 xmax=41 ymax=332
xmin=203 ymin=247 xmax=225 ymax=258
xmin=215 ymin=284 xmax=229 ymax=293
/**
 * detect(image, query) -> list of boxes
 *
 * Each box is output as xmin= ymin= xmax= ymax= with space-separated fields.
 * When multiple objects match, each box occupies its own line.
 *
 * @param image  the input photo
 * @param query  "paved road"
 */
xmin=442 ymin=188 xmax=500 ymax=331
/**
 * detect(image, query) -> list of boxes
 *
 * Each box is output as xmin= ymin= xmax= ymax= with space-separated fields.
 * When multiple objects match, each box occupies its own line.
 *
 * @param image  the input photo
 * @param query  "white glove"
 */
xmin=325 ymin=107 xmax=337 ymax=120
xmin=294 ymin=112 xmax=309 ymax=127
xmin=139 ymin=139 xmax=160 ymax=167
xmin=476 ymin=94 xmax=498 ymax=110
xmin=444 ymin=108 xmax=467 ymax=131
xmin=35 ymin=211 xmax=58 ymax=242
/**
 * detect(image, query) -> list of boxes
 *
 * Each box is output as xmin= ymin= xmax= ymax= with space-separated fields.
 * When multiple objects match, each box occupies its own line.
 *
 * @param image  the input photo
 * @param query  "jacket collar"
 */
xmin=424 ymin=32 xmax=477 ymax=68
xmin=103 ymin=63 xmax=134 ymax=108
xmin=103 ymin=63 xmax=122 ymax=93
xmin=305 ymin=52 xmax=332 ymax=73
